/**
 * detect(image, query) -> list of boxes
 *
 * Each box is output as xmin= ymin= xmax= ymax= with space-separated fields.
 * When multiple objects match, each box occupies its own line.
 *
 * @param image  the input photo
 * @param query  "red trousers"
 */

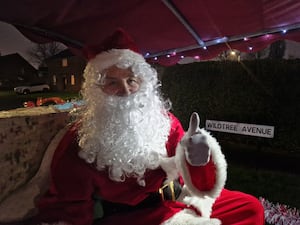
xmin=211 ymin=189 xmax=265 ymax=225
xmin=96 ymin=189 xmax=265 ymax=225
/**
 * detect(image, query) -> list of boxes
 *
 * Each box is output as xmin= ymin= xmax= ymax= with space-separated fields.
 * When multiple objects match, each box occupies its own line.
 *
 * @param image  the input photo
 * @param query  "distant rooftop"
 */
xmin=47 ymin=49 xmax=74 ymax=60
xmin=0 ymin=53 xmax=36 ymax=70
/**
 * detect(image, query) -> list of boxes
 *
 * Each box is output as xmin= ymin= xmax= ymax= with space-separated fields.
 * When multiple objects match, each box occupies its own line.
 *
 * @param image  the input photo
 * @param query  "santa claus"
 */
xmin=29 ymin=29 xmax=264 ymax=225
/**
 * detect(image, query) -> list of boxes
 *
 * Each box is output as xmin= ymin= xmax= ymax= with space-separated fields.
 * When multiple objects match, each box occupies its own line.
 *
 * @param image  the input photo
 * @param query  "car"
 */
xmin=14 ymin=83 xmax=50 ymax=94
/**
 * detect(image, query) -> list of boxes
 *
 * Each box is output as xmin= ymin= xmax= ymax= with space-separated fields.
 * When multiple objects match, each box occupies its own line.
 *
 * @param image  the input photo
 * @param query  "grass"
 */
xmin=222 ymin=141 xmax=300 ymax=210
xmin=226 ymin=162 xmax=299 ymax=225
xmin=226 ymin=162 xmax=300 ymax=209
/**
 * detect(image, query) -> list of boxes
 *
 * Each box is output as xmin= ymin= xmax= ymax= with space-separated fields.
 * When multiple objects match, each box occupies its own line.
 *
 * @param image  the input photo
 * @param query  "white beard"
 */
xmin=77 ymin=85 xmax=171 ymax=186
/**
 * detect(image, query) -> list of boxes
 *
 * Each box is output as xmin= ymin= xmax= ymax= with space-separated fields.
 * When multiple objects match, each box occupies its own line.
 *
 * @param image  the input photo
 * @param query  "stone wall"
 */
xmin=0 ymin=107 xmax=70 ymax=203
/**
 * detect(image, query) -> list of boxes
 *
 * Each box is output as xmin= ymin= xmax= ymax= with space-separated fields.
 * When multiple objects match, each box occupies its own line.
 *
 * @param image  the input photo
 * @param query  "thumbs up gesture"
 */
xmin=182 ymin=112 xmax=211 ymax=166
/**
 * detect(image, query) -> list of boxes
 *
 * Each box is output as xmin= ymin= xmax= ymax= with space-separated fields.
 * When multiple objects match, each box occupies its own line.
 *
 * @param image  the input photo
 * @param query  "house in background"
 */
xmin=45 ymin=49 xmax=86 ymax=92
xmin=0 ymin=53 xmax=38 ymax=90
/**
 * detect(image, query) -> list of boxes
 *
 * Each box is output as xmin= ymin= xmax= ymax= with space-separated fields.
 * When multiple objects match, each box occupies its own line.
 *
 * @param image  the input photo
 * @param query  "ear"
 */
xmin=187 ymin=112 xmax=200 ymax=135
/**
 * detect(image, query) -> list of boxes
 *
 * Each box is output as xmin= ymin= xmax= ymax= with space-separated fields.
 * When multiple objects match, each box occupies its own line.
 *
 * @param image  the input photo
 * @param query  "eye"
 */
xmin=100 ymin=78 xmax=118 ymax=87
xmin=105 ymin=80 xmax=117 ymax=86
xmin=127 ymin=78 xmax=139 ymax=85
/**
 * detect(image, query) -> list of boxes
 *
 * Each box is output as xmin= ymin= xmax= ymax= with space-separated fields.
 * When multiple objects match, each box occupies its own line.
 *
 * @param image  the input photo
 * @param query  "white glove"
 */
xmin=183 ymin=112 xmax=211 ymax=166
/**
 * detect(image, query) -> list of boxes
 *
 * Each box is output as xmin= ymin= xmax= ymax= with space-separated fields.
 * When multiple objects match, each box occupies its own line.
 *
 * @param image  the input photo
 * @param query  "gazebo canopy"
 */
xmin=1 ymin=0 xmax=300 ymax=65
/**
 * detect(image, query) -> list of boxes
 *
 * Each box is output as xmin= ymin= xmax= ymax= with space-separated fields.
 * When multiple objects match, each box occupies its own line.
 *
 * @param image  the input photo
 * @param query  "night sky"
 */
xmin=0 ymin=21 xmax=35 ymax=66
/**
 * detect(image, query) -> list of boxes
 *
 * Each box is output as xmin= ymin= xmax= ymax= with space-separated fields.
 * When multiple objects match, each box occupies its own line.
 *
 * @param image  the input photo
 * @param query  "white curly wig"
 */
xmin=77 ymin=49 xmax=171 ymax=186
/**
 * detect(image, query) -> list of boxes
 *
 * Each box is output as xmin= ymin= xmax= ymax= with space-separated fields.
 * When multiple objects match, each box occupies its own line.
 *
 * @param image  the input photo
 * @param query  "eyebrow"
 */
xmin=104 ymin=73 xmax=136 ymax=79
xmin=104 ymin=77 xmax=117 ymax=80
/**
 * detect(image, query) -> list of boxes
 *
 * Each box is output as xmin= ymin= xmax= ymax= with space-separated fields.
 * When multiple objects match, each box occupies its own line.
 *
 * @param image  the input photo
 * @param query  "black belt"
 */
xmin=158 ymin=179 xmax=182 ymax=201
xmin=98 ymin=179 xmax=182 ymax=217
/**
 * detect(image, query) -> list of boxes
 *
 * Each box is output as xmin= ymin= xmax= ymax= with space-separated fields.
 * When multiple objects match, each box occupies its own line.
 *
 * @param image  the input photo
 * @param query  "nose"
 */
xmin=116 ymin=82 xmax=132 ymax=96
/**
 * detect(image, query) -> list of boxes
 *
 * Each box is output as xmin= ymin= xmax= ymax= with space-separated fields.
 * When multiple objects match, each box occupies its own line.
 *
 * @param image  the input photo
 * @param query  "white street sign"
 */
xmin=206 ymin=120 xmax=274 ymax=138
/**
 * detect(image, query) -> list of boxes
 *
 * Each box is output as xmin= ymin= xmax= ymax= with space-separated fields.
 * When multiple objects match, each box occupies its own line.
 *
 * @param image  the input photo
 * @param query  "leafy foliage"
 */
xmin=161 ymin=60 xmax=300 ymax=154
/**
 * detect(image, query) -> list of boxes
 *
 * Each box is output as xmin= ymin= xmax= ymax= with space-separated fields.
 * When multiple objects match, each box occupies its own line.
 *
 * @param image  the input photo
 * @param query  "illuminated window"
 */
xmin=62 ymin=58 xmax=68 ymax=67
xmin=53 ymin=75 xmax=56 ymax=85
xmin=71 ymin=75 xmax=75 ymax=85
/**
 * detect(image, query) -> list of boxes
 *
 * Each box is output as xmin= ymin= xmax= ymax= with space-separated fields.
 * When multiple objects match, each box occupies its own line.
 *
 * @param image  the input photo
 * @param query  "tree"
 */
xmin=27 ymin=42 xmax=65 ymax=67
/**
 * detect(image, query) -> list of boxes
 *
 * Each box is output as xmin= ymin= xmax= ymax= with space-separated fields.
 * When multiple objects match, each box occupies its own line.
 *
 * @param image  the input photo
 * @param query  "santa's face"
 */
xmin=78 ymin=62 xmax=171 ymax=186
xmin=99 ymin=65 xmax=142 ymax=96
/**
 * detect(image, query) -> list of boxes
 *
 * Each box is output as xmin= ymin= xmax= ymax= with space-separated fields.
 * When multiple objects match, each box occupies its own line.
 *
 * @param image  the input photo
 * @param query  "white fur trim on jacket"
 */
xmin=161 ymin=209 xmax=221 ymax=225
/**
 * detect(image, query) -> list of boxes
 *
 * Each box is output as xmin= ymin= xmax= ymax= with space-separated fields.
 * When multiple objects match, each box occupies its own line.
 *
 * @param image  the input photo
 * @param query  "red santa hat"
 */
xmin=83 ymin=28 xmax=147 ymax=73
xmin=83 ymin=28 xmax=140 ymax=59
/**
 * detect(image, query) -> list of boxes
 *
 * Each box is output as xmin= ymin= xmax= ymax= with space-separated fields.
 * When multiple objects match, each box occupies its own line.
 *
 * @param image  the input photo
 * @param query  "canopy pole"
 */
xmin=161 ymin=0 xmax=205 ymax=47
xmin=12 ymin=23 xmax=84 ymax=49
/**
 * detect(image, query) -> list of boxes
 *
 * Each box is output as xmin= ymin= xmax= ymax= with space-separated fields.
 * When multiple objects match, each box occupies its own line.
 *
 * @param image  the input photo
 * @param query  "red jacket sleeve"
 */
xmin=36 ymin=123 xmax=95 ymax=225
xmin=165 ymin=112 xmax=185 ymax=157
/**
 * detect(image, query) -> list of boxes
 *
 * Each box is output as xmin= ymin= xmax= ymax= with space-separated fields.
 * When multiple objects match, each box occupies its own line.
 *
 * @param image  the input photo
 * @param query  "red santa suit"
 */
xmin=33 ymin=113 xmax=264 ymax=225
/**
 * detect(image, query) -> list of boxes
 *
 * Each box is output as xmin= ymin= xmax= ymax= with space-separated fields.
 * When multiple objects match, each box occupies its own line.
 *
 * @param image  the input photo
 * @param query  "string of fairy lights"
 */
xmin=149 ymin=0 xmax=300 ymax=63
xmin=144 ymin=26 xmax=298 ymax=62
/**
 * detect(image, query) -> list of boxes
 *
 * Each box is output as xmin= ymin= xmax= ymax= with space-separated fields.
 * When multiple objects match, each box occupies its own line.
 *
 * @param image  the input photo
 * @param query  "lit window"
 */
xmin=64 ymin=76 xmax=68 ymax=86
xmin=71 ymin=75 xmax=75 ymax=85
xmin=62 ymin=58 xmax=68 ymax=67
xmin=53 ymin=75 xmax=56 ymax=85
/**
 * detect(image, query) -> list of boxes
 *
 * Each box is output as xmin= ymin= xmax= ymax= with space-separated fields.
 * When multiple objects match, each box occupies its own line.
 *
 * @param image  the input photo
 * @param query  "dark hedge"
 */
xmin=160 ymin=59 xmax=300 ymax=155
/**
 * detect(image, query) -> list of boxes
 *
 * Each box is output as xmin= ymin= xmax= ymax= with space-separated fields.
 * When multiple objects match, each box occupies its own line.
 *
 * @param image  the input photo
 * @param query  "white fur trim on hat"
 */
xmin=88 ymin=49 xmax=146 ymax=72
